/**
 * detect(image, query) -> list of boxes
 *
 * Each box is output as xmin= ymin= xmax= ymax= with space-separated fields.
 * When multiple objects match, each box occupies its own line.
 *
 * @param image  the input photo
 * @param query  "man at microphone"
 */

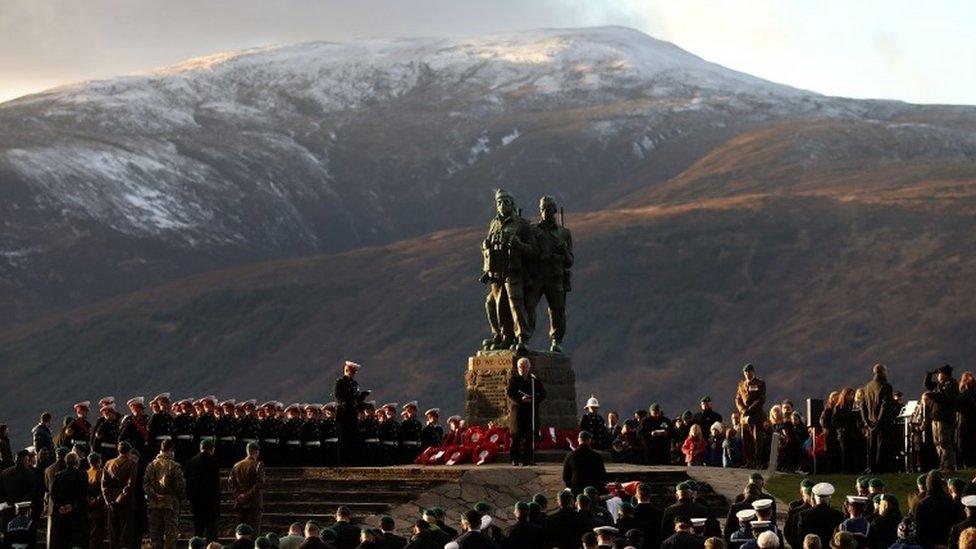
xmin=507 ymin=357 xmax=546 ymax=466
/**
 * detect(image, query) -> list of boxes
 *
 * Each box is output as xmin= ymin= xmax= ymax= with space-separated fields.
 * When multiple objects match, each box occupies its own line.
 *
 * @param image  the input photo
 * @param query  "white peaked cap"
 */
xmin=961 ymin=495 xmax=976 ymax=507
xmin=219 ymin=399 xmax=236 ymax=407
xmin=99 ymin=397 xmax=115 ymax=405
xmin=323 ymin=402 xmax=337 ymax=409
xmin=402 ymin=401 xmax=418 ymax=409
xmin=127 ymin=397 xmax=145 ymax=407
xmin=74 ymin=401 xmax=90 ymax=409
xmin=846 ymin=496 xmax=869 ymax=504
xmin=812 ymin=482 xmax=835 ymax=497
xmin=344 ymin=360 xmax=361 ymax=369
xmin=736 ymin=509 xmax=756 ymax=520
xmin=153 ymin=393 xmax=171 ymax=402
xmin=425 ymin=408 xmax=440 ymax=416
xmin=751 ymin=499 xmax=774 ymax=511
xmin=691 ymin=518 xmax=707 ymax=527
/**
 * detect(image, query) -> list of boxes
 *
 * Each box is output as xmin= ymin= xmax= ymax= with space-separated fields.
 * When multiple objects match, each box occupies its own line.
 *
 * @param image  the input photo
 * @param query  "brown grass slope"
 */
xmin=2 ymin=118 xmax=976 ymax=433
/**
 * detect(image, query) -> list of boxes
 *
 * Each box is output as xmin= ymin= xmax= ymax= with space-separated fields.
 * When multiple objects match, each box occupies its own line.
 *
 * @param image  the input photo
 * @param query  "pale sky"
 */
xmin=0 ymin=0 xmax=973 ymax=105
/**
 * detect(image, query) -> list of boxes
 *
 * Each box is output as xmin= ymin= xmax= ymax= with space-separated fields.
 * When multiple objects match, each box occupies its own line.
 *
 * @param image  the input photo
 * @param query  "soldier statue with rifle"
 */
xmin=526 ymin=195 xmax=573 ymax=353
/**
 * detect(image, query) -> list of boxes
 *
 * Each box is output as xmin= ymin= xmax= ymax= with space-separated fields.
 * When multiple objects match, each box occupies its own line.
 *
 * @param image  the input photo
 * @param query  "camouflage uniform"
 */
xmin=143 ymin=453 xmax=185 ymax=549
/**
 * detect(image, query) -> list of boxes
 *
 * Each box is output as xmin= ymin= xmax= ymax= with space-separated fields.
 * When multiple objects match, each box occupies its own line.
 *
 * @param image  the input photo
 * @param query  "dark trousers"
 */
xmin=510 ymin=429 xmax=534 ymax=464
xmin=191 ymin=508 xmax=219 ymax=542
xmin=90 ymin=513 xmax=107 ymax=549
xmin=867 ymin=426 xmax=891 ymax=473
xmin=235 ymin=509 xmax=261 ymax=535
xmin=107 ymin=505 xmax=134 ymax=549
xmin=337 ymin=409 xmax=360 ymax=466
xmin=52 ymin=513 xmax=88 ymax=549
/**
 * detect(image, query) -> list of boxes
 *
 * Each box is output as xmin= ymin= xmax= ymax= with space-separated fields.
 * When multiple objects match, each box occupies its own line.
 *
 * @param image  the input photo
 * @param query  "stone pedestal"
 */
xmin=465 ymin=351 xmax=578 ymax=428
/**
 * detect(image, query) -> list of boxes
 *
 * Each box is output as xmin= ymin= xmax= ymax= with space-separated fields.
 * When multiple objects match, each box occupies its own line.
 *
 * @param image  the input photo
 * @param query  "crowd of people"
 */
xmin=1 ymin=359 xmax=976 ymax=549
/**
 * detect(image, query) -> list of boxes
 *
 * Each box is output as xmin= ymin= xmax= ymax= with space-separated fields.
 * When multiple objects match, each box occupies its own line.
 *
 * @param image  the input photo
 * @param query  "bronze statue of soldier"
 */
xmin=526 ymin=195 xmax=573 ymax=353
xmin=481 ymin=189 xmax=537 ymax=354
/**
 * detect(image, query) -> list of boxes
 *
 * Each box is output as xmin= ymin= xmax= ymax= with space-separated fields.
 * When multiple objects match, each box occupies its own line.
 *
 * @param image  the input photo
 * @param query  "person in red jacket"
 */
xmin=681 ymin=424 xmax=707 ymax=466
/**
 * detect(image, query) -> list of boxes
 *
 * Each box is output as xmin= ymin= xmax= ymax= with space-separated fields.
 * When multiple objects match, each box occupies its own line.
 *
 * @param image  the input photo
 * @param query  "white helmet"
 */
xmin=586 ymin=396 xmax=600 ymax=409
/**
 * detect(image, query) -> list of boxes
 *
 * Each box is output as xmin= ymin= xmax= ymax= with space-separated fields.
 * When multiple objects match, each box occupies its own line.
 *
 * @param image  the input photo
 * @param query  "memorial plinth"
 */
xmin=464 ymin=351 xmax=578 ymax=428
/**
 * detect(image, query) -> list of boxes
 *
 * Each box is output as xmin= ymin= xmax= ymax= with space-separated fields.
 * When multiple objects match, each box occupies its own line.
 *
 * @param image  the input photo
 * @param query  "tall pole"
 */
xmin=531 ymin=373 xmax=537 ymax=463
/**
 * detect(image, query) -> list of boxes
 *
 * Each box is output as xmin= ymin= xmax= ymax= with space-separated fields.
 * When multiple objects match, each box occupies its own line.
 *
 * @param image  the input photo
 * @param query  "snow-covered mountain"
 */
xmin=0 ymin=26 xmax=968 ymax=325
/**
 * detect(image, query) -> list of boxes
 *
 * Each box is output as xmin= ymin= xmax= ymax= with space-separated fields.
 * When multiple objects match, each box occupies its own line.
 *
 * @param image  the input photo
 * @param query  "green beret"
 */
xmin=856 ymin=476 xmax=869 ymax=488
xmin=532 ymin=493 xmax=548 ymax=506
xmin=948 ymin=477 xmax=966 ymax=488
xmin=246 ymin=441 xmax=260 ymax=451
xmin=685 ymin=480 xmax=700 ymax=490
xmin=576 ymin=494 xmax=591 ymax=504
xmin=700 ymin=396 xmax=712 ymax=403
xmin=235 ymin=524 xmax=254 ymax=536
xmin=682 ymin=410 xmax=693 ymax=418
xmin=742 ymin=363 xmax=755 ymax=372
xmin=649 ymin=403 xmax=661 ymax=412
xmin=750 ymin=472 xmax=764 ymax=481
xmin=578 ymin=430 xmax=593 ymax=441
xmin=800 ymin=479 xmax=815 ymax=490
xmin=431 ymin=507 xmax=445 ymax=517
xmin=917 ymin=474 xmax=927 ymax=486
xmin=676 ymin=481 xmax=691 ymax=491
xmin=868 ymin=478 xmax=885 ymax=489
xmin=619 ymin=502 xmax=634 ymax=512
xmin=474 ymin=502 xmax=491 ymax=513
xmin=189 ymin=537 xmax=207 ymax=549
xmin=527 ymin=501 xmax=541 ymax=511
xmin=254 ymin=537 xmax=271 ymax=549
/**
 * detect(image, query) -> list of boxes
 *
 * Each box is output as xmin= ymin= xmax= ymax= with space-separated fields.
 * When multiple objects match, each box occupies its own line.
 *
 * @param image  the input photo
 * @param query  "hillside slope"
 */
xmin=4 ymin=118 xmax=976 ymax=431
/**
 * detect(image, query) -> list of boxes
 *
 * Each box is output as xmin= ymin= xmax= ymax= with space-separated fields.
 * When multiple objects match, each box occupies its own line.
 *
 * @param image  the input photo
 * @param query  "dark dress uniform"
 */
xmin=173 ymin=412 xmax=196 ymax=464
xmin=118 ymin=413 xmax=150 ymax=459
xmin=561 ymin=444 xmax=607 ymax=495
xmin=333 ymin=376 xmax=368 ymax=466
xmin=320 ymin=415 xmax=338 ymax=467
xmin=544 ymin=507 xmax=583 ymax=549
xmin=579 ymin=413 xmax=611 ymax=450
xmin=184 ymin=450 xmax=221 ymax=542
xmin=503 ymin=519 xmax=544 ymax=548
xmin=280 ymin=417 xmax=304 ymax=467
xmin=50 ymin=466 xmax=87 ymax=549
xmin=300 ymin=415 xmax=324 ymax=467
xmin=398 ymin=417 xmax=423 ymax=464
xmin=796 ymin=503 xmax=845 ymax=547
xmin=660 ymin=531 xmax=704 ymax=549
xmin=693 ymin=409 xmax=723 ymax=432
xmin=639 ymin=414 xmax=673 ymax=465
xmin=215 ymin=414 xmax=239 ymax=468
xmin=147 ymin=410 xmax=175 ymax=459
xmin=360 ymin=414 xmax=381 ymax=466
xmin=67 ymin=417 xmax=93 ymax=455
xmin=194 ymin=414 xmax=217 ymax=450
xmin=91 ymin=417 xmax=120 ymax=461
xmin=378 ymin=417 xmax=400 ymax=466
xmin=660 ymin=498 xmax=711 ymax=536
xmin=420 ymin=423 xmax=444 ymax=450
xmin=236 ymin=415 xmax=261 ymax=463
xmin=507 ymin=372 xmax=546 ymax=465
xmin=258 ymin=415 xmax=283 ymax=467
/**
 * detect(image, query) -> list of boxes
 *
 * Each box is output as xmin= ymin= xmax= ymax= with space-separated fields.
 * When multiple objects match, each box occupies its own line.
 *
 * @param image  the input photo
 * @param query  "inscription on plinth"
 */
xmin=465 ymin=352 xmax=578 ymax=429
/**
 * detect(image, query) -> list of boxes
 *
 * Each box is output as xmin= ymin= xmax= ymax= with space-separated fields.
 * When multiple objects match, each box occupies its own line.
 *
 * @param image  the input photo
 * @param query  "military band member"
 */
xmin=66 ymin=401 xmax=93 ymax=454
xmin=334 ymin=361 xmax=369 ymax=467
xmin=377 ymin=403 xmax=400 ymax=467
xmin=507 ymin=357 xmax=546 ymax=466
xmin=300 ymin=404 xmax=323 ymax=467
xmin=525 ymin=195 xmax=573 ymax=353
xmin=579 ymin=396 xmax=610 ymax=450
xmin=280 ymin=404 xmax=304 ymax=467
xmin=420 ymin=409 xmax=444 ymax=450
xmin=215 ymin=400 xmax=239 ymax=468
xmin=119 ymin=397 xmax=150 ymax=459
xmin=360 ymin=402 xmax=381 ymax=466
xmin=194 ymin=398 xmax=218 ymax=457
xmin=173 ymin=400 xmax=196 ymax=465
xmin=638 ymin=403 xmax=672 ymax=465
xmin=92 ymin=399 xmax=120 ymax=461
xmin=258 ymin=402 xmax=283 ymax=467
xmin=320 ymin=403 xmax=338 ymax=467
xmin=236 ymin=400 xmax=261 ymax=464
xmin=735 ymin=363 xmax=767 ymax=469
xmin=147 ymin=393 xmax=175 ymax=459
xmin=398 ymin=402 xmax=423 ymax=464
